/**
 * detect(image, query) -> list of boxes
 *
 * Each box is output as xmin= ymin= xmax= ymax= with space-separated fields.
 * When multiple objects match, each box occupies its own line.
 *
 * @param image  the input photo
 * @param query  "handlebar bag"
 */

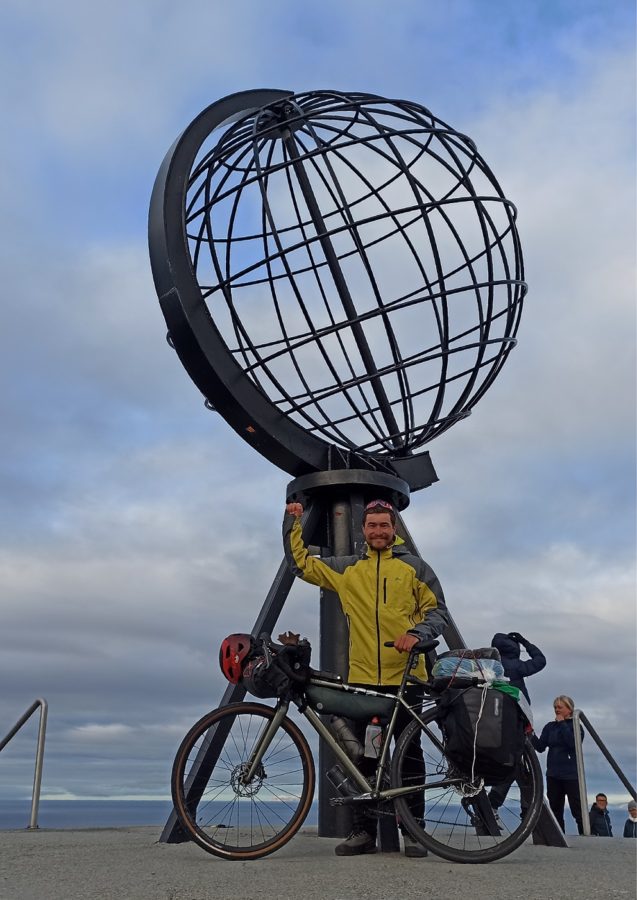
xmin=242 ymin=641 xmax=312 ymax=699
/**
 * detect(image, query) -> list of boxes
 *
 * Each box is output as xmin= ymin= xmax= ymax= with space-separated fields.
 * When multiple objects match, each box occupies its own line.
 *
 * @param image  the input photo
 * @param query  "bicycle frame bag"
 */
xmin=305 ymin=682 xmax=394 ymax=721
xmin=436 ymin=684 xmax=526 ymax=785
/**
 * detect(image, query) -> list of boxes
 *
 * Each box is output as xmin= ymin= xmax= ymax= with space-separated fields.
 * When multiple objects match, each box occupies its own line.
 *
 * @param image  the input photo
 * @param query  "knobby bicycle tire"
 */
xmin=390 ymin=706 xmax=543 ymax=863
xmin=171 ymin=702 xmax=315 ymax=860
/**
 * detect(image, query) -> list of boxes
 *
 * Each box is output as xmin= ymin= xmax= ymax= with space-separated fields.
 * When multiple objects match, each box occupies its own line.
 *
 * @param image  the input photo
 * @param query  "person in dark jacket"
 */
xmin=532 ymin=695 xmax=584 ymax=834
xmin=589 ymin=793 xmax=613 ymax=836
xmin=490 ymin=632 xmax=546 ymax=702
xmin=487 ymin=632 xmax=546 ymax=816
xmin=623 ymin=800 xmax=637 ymax=837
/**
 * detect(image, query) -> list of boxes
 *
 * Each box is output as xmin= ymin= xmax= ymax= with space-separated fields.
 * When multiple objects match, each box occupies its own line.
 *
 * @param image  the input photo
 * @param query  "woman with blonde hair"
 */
xmin=532 ymin=695 xmax=584 ymax=834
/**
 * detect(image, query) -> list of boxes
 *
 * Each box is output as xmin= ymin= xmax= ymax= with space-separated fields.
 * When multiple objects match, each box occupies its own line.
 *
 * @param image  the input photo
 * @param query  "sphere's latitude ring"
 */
xmin=286 ymin=470 xmax=410 ymax=512
xmin=148 ymin=88 xmax=438 ymax=492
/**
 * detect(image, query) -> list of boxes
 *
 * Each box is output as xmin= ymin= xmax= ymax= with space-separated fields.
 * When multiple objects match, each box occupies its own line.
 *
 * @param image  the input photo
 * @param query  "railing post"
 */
xmin=28 ymin=699 xmax=48 ymax=830
xmin=572 ymin=710 xmax=590 ymax=836
xmin=0 ymin=698 xmax=48 ymax=830
xmin=576 ymin=710 xmax=637 ymax=799
xmin=572 ymin=708 xmax=637 ymax=837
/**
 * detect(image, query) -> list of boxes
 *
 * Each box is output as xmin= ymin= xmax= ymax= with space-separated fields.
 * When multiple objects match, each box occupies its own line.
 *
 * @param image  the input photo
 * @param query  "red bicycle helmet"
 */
xmin=219 ymin=633 xmax=255 ymax=683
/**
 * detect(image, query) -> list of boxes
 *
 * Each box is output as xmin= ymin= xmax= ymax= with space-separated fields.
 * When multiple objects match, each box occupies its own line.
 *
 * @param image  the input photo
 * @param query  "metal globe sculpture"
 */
xmin=149 ymin=89 xmax=526 ymax=491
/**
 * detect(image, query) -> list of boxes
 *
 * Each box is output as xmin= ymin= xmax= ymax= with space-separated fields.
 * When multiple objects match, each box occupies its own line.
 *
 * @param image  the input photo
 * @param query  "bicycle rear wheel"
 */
xmin=171 ymin=702 xmax=315 ymax=860
xmin=391 ymin=707 xmax=543 ymax=863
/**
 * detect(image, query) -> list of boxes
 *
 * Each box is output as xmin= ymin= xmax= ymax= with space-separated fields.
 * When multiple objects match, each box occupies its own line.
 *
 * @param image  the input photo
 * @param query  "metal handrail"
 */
xmin=572 ymin=708 xmax=637 ymax=836
xmin=0 ymin=698 xmax=48 ymax=829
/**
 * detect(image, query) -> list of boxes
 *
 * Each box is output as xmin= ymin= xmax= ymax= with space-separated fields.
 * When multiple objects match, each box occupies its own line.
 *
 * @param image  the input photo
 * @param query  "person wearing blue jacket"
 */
xmin=623 ymin=800 xmax=637 ymax=837
xmin=589 ymin=793 xmax=613 ymax=836
xmin=487 ymin=632 xmax=546 ymax=816
xmin=491 ymin=632 xmax=546 ymax=702
xmin=532 ymin=695 xmax=584 ymax=834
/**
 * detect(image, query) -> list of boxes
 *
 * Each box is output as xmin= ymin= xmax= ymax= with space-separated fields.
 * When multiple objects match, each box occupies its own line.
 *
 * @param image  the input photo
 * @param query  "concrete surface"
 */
xmin=0 ymin=826 xmax=635 ymax=900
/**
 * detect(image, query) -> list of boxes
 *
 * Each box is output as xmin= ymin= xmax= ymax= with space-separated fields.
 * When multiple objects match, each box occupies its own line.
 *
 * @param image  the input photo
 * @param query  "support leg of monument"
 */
xmin=532 ymin=802 xmax=569 ymax=846
xmin=159 ymin=504 xmax=323 ymax=843
xmin=159 ymin=677 xmax=247 ymax=843
xmin=318 ymin=493 xmax=358 ymax=839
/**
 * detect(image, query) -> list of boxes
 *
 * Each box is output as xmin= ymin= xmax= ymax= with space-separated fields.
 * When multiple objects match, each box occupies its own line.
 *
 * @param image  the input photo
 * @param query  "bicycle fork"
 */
xmin=240 ymin=701 xmax=291 ymax=785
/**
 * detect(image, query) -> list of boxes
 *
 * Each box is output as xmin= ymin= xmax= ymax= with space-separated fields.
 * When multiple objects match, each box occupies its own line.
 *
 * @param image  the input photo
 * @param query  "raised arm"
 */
xmin=282 ymin=504 xmax=347 ymax=593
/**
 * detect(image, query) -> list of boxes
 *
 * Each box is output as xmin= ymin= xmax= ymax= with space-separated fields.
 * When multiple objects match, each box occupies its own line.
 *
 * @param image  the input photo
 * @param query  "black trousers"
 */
xmin=546 ymin=775 xmax=584 ymax=834
xmin=349 ymin=685 xmax=424 ymax=835
xmin=488 ymin=774 xmax=516 ymax=810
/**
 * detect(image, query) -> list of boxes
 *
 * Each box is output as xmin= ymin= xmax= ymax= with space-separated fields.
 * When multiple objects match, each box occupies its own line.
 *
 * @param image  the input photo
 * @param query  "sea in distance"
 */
xmin=1 ymin=796 xmax=630 ymax=833
xmin=0 ymin=799 xmax=320 ymax=831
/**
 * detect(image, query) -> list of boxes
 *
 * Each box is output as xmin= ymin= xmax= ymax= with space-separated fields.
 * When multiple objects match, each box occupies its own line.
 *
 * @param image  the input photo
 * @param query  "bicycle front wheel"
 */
xmin=391 ymin=707 xmax=543 ymax=864
xmin=171 ymin=702 xmax=315 ymax=860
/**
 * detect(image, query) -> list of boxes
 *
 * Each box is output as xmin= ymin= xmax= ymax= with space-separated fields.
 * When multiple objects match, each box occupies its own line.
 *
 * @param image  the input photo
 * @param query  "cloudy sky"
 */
xmin=1 ymin=0 xmax=635 ymax=819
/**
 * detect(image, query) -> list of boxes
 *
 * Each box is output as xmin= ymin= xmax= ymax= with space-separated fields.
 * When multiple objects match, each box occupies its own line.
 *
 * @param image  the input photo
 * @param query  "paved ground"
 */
xmin=0 ymin=827 xmax=635 ymax=900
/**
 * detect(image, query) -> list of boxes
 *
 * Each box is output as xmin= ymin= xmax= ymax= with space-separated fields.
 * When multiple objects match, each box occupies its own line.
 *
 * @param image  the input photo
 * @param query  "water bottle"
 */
xmin=364 ymin=717 xmax=383 ymax=759
xmin=326 ymin=763 xmax=359 ymax=797
xmin=330 ymin=716 xmax=364 ymax=763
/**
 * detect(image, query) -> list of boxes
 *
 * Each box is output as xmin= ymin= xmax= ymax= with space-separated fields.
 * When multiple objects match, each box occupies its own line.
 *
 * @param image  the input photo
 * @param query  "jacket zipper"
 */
xmin=375 ymin=552 xmax=381 ymax=682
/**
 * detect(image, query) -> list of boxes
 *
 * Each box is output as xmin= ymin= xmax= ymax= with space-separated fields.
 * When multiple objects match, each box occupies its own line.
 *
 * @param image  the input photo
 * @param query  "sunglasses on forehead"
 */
xmin=365 ymin=499 xmax=394 ymax=511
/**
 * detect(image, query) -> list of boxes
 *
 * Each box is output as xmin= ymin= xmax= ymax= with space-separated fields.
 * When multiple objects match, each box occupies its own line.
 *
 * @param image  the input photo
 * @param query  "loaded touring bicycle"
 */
xmin=171 ymin=632 xmax=543 ymax=863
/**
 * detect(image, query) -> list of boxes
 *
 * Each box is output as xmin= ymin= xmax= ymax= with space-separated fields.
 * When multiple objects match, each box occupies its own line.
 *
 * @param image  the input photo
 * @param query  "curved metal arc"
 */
xmin=173 ymin=92 xmax=418 ymax=471
xmin=273 ymin=142 xmax=384 ymax=449
xmin=284 ymin=131 xmax=410 ymax=447
xmin=149 ymin=89 xmax=346 ymax=478
xmin=244 ymin=276 xmax=522 ymax=374
xmin=195 ymin=192 xmax=520 ymax=303
xmin=281 ymin=104 xmax=404 ymax=449
xmin=292 ymin=118 xmax=415 ymax=442
xmin=246 ymin=109 xmax=384 ymax=451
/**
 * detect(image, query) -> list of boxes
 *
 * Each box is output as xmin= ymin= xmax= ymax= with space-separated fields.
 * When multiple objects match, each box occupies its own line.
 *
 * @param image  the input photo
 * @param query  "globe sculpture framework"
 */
xmin=149 ymin=88 xmax=526 ymax=492
xmin=148 ymin=89 xmax=561 ymax=849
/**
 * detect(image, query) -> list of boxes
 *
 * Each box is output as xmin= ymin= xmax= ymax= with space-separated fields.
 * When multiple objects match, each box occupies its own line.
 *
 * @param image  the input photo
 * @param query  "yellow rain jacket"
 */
xmin=283 ymin=514 xmax=447 ymax=685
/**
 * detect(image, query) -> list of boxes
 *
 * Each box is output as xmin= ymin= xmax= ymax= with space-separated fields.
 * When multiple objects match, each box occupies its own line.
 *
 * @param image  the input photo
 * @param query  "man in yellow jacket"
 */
xmin=283 ymin=498 xmax=448 ymax=857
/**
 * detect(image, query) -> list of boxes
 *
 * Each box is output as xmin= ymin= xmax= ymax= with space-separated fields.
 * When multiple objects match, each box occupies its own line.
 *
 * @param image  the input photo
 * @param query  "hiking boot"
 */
xmin=334 ymin=829 xmax=377 ymax=856
xmin=403 ymin=833 xmax=428 ymax=858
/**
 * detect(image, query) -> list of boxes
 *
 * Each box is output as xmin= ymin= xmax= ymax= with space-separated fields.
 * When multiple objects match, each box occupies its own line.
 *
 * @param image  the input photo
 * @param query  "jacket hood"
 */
xmin=491 ymin=633 xmax=521 ymax=659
